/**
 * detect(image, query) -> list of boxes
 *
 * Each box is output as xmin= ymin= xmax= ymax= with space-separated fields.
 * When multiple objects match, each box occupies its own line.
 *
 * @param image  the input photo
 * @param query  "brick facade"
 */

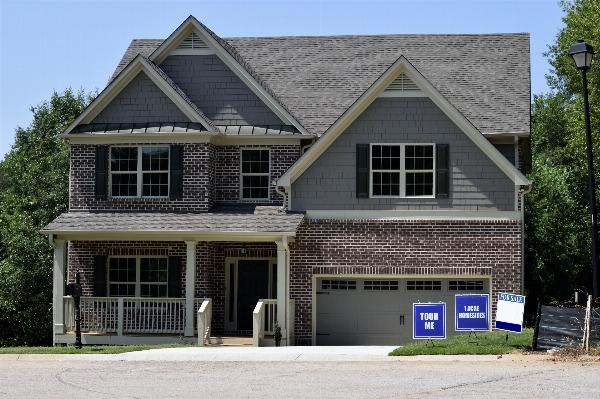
xmin=215 ymin=144 xmax=301 ymax=203
xmin=288 ymin=219 xmax=521 ymax=344
xmin=69 ymin=143 xmax=300 ymax=211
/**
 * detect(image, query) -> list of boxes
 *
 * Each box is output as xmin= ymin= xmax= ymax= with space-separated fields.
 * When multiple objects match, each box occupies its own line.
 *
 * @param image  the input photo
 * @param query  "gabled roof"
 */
xmin=65 ymin=55 xmax=219 ymax=134
xmin=111 ymin=29 xmax=530 ymax=137
xmin=277 ymin=57 xmax=532 ymax=187
xmin=145 ymin=16 xmax=309 ymax=135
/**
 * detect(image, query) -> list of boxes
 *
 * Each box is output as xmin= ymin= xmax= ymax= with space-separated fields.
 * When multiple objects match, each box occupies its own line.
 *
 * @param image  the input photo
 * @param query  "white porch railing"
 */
xmin=64 ymin=297 xmax=208 ymax=336
xmin=252 ymin=299 xmax=277 ymax=347
xmin=197 ymin=298 xmax=212 ymax=346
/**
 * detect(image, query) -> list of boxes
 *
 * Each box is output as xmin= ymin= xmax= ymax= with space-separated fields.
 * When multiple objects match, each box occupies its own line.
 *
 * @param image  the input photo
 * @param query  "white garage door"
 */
xmin=315 ymin=278 xmax=489 ymax=346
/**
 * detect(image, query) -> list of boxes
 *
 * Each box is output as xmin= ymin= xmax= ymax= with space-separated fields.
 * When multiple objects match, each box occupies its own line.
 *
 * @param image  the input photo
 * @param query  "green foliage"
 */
xmin=526 ymin=0 xmax=600 ymax=310
xmin=388 ymin=330 xmax=533 ymax=356
xmin=0 ymin=89 xmax=94 ymax=347
xmin=274 ymin=322 xmax=282 ymax=346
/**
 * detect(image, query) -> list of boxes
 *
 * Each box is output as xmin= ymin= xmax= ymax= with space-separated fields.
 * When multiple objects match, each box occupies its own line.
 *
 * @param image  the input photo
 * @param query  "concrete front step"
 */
xmin=208 ymin=336 xmax=253 ymax=346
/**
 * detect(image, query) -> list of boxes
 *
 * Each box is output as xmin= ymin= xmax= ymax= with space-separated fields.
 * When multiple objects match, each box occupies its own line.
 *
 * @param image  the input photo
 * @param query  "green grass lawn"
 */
xmin=389 ymin=329 xmax=533 ymax=356
xmin=0 ymin=344 xmax=191 ymax=355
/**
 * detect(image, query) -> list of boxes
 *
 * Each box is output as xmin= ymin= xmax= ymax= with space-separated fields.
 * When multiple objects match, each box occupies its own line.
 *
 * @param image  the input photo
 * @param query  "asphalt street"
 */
xmin=0 ymin=348 xmax=598 ymax=398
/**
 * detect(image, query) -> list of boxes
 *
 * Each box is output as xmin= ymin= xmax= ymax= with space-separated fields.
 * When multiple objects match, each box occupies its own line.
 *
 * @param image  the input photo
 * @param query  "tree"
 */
xmin=0 ymin=89 xmax=93 ymax=346
xmin=526 ymin=0 xmax=600 ymax=310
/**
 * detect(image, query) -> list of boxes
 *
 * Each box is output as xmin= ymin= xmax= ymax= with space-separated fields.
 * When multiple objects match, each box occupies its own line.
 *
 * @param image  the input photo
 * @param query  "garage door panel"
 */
xmin=318 ymin=314 xmax=358 ymax=334
xmin=358 ymin=314 xmax=403 ymax=333
xmin=317 ymin=334 xmax=358 ymax=346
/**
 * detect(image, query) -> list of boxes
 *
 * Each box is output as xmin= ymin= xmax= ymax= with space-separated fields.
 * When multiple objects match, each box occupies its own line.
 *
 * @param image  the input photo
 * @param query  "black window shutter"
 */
xmin=356 ymin=144 xmax=370 ymax=198
xmin=95 ymin=146 xmax=108 ymax=199
xmin=93 ymin=256 xmax=108 ymax=297
xmin=436 ymin=144 xmax=450 ymax=199
xmin=170 ymin=145 xmax=184 ymax=199
xmin=168 ymin=256 xmax=182 ymax=298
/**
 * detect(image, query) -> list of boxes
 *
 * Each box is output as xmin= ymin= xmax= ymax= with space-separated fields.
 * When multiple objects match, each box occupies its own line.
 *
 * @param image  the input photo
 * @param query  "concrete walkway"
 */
xmin=0 ymin=346 xmax=549 ymax=362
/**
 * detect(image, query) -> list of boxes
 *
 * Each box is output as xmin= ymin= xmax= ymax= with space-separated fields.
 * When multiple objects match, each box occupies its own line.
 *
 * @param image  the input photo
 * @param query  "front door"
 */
xmin=237 ymin=260 xmax=269 ymax=330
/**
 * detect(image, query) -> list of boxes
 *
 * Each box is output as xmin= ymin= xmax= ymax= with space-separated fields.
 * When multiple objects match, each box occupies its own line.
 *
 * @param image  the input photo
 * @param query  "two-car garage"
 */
xmin=315 ymin=277 xmax=490 ymax=346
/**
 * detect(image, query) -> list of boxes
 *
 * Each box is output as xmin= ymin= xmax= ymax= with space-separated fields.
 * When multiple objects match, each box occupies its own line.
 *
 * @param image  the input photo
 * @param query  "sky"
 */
xmin=0 ymin=0 xmax=566 ymax=159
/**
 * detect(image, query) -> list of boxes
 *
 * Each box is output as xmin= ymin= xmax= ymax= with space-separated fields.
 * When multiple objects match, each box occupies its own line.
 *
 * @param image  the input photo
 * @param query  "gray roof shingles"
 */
xmin=109 ymin=32 xmax=530 ymax=136
xmin=42 ymin=207 xmax=305 ymax=234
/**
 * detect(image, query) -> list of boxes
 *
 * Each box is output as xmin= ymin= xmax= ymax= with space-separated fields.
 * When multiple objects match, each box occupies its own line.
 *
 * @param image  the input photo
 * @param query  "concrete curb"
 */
xmin=0 ymin=347 xmax=550 ymax=362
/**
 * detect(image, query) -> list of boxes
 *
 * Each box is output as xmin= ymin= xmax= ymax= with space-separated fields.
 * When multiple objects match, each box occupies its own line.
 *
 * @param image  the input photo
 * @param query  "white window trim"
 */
xmin=108 ymin=256 xmax=169 ymax=298
xmin=239 ymin=147 xmax=271 ymax=201
xmin=369 ymin=143 xmax=436 ymax=198
xmin=109 ymin=145 xmax=170 ymax=199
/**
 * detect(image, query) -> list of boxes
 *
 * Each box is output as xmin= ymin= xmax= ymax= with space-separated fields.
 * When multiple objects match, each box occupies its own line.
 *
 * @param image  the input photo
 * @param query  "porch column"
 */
xmin=51 ymin=236 xmax=66 ymax=341
xmin=184 ymin=240 xmax=197 ymax=337
xmin=276 ymin=237 xmax=288 ymax=345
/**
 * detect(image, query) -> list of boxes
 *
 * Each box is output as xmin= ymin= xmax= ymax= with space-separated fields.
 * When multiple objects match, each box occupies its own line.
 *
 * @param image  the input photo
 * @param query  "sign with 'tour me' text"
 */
xmin=413 ymin=303 xmax=446 ymax=339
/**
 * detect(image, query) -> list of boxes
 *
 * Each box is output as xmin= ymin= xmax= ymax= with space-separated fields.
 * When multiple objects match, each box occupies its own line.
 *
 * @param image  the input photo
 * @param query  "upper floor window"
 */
xmin=371 ymin=144 xmax=435 ymax=197
xmin=108 ymin=257 xmax=168 ymax=297
xmin=110 ymin=146 xmax=169 ymax=197
xmin=241 ymin=149 xmax=270 ymax=200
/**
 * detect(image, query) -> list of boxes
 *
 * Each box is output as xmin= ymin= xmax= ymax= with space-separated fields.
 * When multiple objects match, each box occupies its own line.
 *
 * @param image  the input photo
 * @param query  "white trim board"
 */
xmin=64 ymin=55 xmax=217 ymax=134
xmin=304 ymin=210 xmax=522 ymax=221
xmin=148 ymin=16 xmax=309 ymax=136
xmin=276 ymin=58 xmax=532 ymax=188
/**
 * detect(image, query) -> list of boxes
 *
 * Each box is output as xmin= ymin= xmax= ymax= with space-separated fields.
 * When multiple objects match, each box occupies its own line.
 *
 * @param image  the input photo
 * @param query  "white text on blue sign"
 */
xmin=458 ymin=305 xmax=486 ymax=319
xmin=498 ymin=293 xmax=525 ymax=303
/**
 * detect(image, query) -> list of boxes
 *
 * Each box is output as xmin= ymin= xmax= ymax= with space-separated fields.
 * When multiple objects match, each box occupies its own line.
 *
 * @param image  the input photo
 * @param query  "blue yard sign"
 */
xmin=413 ymin=303 xmax=446 ymax=339
xmin=455 ymin=294 xmax=490 ymax=331
xmin=495 ymin=292 xmax=526 ymax=333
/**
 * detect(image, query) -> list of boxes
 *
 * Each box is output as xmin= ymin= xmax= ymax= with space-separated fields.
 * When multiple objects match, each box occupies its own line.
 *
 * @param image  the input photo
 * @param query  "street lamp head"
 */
xmin=570 ymin=39 xmax=595 ymax=70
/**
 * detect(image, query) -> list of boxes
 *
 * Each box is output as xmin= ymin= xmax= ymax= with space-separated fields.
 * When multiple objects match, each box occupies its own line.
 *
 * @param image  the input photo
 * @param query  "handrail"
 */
xmin=63 ymin=297 xmax=202 ymax=335
xmin=197 ymin=298 xmax=212 ymax=346
xmin=253 ymin=299 xmax=277 ymax=347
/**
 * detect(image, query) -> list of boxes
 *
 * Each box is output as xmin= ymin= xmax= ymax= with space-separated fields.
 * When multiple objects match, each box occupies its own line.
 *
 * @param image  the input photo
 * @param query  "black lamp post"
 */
xmin=569 ymin=39 xmax=599 ymax=299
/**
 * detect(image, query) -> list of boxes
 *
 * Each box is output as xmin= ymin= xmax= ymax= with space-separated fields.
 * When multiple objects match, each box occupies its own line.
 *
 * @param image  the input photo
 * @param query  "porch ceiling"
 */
xmin=41 ymin=205 xmax=304 ymax=241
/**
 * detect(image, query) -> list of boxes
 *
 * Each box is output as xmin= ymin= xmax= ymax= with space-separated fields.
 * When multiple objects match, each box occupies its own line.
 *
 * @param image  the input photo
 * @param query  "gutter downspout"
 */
xmin=276 ymin=186 xmax=287 ymax=212
xmin=519 ymin=183 xmax=533 ymax=295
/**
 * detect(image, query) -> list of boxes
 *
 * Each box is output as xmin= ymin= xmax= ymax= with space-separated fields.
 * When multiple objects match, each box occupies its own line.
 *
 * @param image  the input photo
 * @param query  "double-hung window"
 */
xmin=110 ymin=146 xmax=169 ymax=197
xmin=240 ymin=149 xmax=270 ymax=200
xmin=108 ymin=257 xmax=168 ymax=297
xmin=371 ymin=144 xmax=435 ymax=197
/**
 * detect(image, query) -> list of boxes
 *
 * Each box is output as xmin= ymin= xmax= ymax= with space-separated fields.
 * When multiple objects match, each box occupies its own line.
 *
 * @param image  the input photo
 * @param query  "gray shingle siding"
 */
xmin=91 ymin=71 xmax=192 ymax=124
xmin=159 ymin=55 xmax=285 ymax=126
xmin=291 ymin=97 xmax=515 ymax=211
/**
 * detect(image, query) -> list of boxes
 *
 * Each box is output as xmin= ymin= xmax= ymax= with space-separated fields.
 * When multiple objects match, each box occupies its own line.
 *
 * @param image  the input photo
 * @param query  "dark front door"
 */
xmin=237 ymin=260 xmax=269 ymax=330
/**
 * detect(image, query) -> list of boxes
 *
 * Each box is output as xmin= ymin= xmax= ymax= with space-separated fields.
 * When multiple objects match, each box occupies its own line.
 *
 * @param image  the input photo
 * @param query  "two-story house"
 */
xmin=43 ymin=16 xmax=532 ymax=346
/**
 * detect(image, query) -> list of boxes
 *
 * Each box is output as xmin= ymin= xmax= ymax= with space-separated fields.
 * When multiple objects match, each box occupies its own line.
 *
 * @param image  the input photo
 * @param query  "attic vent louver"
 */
xmin=176 ymin=32 xmax=209 ymax=50
xmin=385 ymin=73 xmax=420 ymax=91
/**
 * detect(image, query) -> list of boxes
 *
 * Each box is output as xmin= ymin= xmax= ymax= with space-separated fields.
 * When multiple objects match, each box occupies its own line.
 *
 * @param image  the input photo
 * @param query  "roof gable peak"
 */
xmin=64 ymin=54 xmax=218 ymax=134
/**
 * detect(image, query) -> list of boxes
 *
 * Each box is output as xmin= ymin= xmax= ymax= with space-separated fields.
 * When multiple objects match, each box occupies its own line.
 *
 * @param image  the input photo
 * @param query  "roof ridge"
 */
xmin=196 ymin=20 xmax=308 ymax=133
xmin=145 ymin=58 xmax=220 ymax=132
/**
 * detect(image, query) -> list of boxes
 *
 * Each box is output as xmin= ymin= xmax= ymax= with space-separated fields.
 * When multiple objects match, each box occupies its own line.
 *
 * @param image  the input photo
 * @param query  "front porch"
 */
xmin=43 ymin=206 xmax=304 ymax=347
xmin=55 ymin=296 xmax=293 ymax=347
